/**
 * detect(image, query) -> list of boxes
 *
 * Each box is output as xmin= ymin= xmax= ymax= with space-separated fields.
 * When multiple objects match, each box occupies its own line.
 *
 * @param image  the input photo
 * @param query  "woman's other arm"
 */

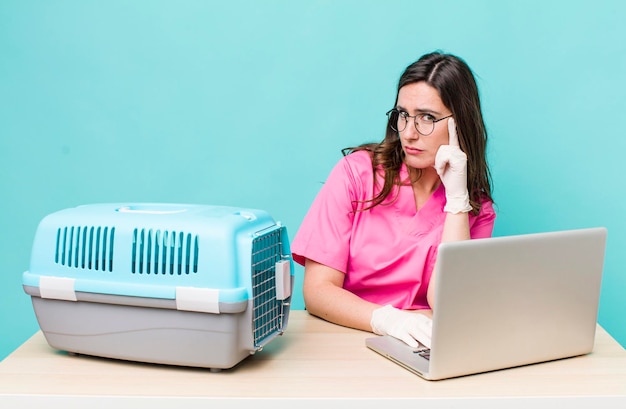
xmin=426 ymin=212 xmax=470 ymax=307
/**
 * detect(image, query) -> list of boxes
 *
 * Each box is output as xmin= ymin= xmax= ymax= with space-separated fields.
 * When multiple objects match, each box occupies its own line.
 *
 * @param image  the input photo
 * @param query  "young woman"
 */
xmin=291 ymin=51 xmax=496 ymax=348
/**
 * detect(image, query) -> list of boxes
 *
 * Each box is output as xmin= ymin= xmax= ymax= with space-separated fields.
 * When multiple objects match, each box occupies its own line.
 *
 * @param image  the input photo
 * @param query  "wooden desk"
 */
xmin=1 ymin=311 xmax=625 ymax=408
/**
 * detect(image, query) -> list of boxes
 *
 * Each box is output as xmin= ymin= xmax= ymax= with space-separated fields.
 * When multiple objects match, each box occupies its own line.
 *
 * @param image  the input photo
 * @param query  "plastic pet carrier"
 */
xmin=22 ymin=203 xmax=294 ymax=370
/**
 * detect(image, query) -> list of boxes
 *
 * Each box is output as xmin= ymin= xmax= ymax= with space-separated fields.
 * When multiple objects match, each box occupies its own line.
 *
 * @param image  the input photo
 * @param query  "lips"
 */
xmin=404 ymin=146 xmax=423 ymax=155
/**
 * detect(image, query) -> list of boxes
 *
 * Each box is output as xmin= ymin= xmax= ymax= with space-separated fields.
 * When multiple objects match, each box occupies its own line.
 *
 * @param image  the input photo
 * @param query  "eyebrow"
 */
xmin=395 ymin=105 xmax=443 ymax=116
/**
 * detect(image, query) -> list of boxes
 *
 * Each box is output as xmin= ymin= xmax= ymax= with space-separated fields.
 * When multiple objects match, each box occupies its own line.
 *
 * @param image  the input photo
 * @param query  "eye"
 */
xmin=398 ymin=110 xmax=410 ymax=119
xmin=419 ymin=113 xmax=436 ymax=123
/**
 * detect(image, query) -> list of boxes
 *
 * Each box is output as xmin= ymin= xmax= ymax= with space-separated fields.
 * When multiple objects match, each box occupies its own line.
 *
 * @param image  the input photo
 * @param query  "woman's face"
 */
xmin=395 ymin=81 xmax=453 ymax=170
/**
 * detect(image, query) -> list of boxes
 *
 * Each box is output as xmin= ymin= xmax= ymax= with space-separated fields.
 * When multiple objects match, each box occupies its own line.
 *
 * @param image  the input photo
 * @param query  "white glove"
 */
xmin=434 ymin=118 xmax=472 ymax=214
xmin=370 ymin=305 xmax=432 ymax=348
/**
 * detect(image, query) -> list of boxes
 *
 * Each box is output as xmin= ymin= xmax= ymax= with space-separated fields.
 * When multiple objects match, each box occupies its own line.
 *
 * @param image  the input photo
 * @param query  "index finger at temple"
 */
xmin=447 ymin=117 xmax=459 ymax=147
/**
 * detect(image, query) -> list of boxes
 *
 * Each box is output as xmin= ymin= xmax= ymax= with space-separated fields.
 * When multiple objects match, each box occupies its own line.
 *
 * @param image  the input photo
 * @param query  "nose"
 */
xmin=401 ymin=122 xmax=419 ymax=140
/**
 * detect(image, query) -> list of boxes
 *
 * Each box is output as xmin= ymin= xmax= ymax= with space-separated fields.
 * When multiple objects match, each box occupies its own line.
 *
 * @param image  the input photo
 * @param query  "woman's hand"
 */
xmin=370 ymin=305 xmax=432 ymax=348
xmin=434 ymin=118 xmax=472 ymax=214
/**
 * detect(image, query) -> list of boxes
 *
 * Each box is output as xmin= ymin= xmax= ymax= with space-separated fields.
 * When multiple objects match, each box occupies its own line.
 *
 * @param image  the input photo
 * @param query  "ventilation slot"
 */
xmin=131 ymin=229 xmax=199 ymax=275
xmin=251 ymin=227 xmax=285 ymax=345
xmin=54 ymin=226 xmax=115 ymax=272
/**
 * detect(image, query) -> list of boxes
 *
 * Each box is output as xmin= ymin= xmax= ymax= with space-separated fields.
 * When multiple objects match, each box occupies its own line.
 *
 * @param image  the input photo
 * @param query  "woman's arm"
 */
xmin=303 ymin=258 xmax=380 ymax=332
xmin=426 ymin=212 xmax=470 ymax=308
xmin=304 ymin=258 xmax=433 ymax=349
xmin=428 ymin=118 xmax=474 ymax=308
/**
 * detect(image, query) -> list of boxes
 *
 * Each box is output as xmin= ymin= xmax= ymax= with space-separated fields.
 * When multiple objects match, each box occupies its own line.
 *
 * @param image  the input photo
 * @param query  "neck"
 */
xmin=408 ymin=167 xmax=441 ymax=194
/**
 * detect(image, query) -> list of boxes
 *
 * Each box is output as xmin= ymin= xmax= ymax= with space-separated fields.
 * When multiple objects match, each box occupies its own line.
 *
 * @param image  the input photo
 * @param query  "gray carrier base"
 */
xmin=23 ymin=285 xmax=291 ymax=371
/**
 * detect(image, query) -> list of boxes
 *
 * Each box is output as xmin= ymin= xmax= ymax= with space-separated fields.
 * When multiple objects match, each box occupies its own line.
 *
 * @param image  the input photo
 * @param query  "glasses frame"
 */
xmin=386 ymin=109 xmax=453 ymax=136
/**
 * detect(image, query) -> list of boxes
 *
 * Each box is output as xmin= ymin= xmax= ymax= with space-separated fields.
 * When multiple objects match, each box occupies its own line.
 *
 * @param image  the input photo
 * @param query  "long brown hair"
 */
xmin=343 ymin=51 xmax=493 ymax=215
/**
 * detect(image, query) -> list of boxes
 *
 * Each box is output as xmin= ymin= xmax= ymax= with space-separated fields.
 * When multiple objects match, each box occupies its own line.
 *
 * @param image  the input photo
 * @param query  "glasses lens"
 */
xmin=387 ymin=110 xmax=406 ymax=133
xmin=415 ymin=115 xmax=434 ymax=136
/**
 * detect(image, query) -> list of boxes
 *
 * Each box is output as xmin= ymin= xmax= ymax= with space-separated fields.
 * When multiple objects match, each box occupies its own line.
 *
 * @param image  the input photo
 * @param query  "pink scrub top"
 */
xmin=291 ymin=150 xmax=496 ymax=310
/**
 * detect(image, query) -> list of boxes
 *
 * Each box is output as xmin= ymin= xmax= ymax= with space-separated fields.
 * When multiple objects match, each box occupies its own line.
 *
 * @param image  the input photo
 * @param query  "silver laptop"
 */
xmin=366 ymin=227 xmax=607 ymax=380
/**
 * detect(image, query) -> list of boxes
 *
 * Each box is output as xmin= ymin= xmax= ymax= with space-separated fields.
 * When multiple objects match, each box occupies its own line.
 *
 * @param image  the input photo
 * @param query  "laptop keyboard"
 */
xmin=413 ymin=347 xmax=431 ymax=360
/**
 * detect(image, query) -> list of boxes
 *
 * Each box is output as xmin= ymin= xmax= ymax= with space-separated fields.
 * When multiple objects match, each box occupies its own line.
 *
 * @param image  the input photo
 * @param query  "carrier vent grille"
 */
xmin=251 ymin=228 xmax=285 ymax=346
xmin=131 ymin=229 xmax=199 ymax=275
xmin=54 ymin=226 xmax=115 ymax=272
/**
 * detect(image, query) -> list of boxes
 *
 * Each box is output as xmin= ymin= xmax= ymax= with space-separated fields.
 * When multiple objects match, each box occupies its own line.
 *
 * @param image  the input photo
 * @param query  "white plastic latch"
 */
xmin=275 ymin=260 xmax=291 ymax=300
xmin=175 ymin=287 xmax=220 ymax=313
xmin=39 ymin=276 xmax=77 ymax=301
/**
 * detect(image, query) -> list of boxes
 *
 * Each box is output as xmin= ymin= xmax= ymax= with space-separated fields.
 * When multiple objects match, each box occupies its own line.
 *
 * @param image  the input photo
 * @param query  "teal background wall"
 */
xmin=2 ymin=0 xmax=625 ymax=360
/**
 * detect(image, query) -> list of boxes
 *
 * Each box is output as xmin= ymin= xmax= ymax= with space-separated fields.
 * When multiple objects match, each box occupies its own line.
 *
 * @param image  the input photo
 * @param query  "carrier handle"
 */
xmin=117 ymin=205 xmax=188 ymax=215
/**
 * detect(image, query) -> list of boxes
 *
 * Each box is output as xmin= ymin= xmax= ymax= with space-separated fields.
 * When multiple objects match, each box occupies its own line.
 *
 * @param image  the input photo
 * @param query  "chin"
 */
xmin=404 ymin=157 xmax=433 ymax=170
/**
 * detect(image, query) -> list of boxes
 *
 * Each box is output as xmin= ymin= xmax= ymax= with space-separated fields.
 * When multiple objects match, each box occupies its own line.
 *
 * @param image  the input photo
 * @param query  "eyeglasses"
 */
xmin=386 ymin=109 xmax=453 ymax=136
